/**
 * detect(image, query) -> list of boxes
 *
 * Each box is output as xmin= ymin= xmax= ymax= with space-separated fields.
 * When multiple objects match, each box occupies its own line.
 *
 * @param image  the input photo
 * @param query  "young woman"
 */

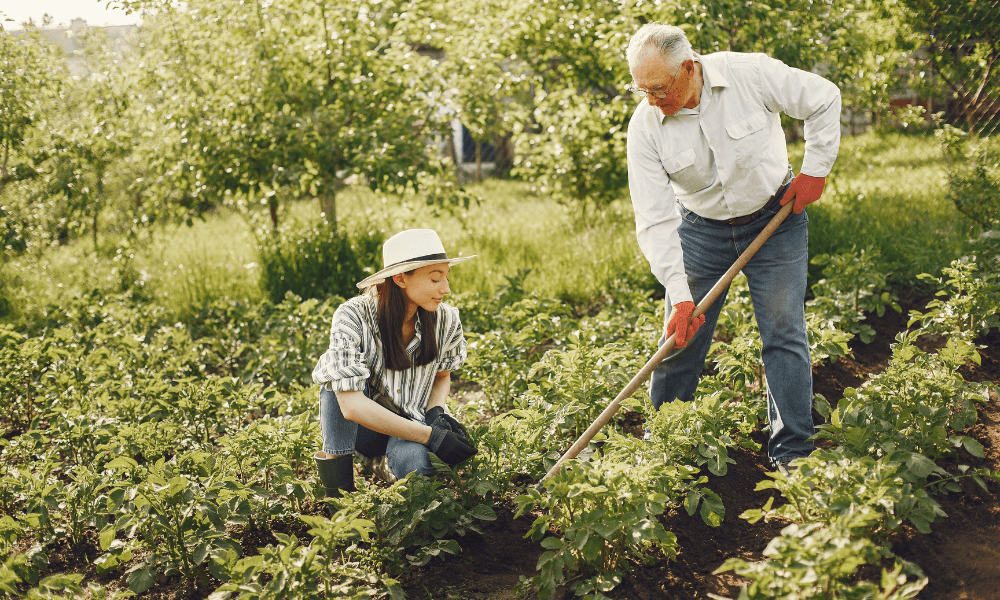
xmin=311 ymin=229 xmax=477 ymax=497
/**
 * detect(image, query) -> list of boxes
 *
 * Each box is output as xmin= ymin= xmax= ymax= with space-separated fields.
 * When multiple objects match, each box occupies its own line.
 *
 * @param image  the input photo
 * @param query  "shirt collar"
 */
xmin=407 ymin=313 xmax=423 ymax=352
xmin=657 ymin=53 xmax=730 ymax=123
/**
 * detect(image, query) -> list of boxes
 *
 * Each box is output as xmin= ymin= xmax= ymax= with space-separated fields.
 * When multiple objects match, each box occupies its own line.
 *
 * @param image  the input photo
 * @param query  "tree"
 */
xmin=0 ymin=22 xmax=62 ymax=196
xmin=498 ymin=0 xmax=872 ymax=217
xmin=427 ymin=4 xmax=519 ymax=183
xmin=39 ymin=27 xmax=134 ymax=252
xmin=891 ymin=0 xmax=1000 ymax=133
xmin=114 ymin=0 xmax=451 ymax=229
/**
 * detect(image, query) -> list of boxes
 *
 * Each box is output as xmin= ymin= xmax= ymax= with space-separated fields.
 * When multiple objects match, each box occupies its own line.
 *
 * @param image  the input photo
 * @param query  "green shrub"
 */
xmin=938 ymin=126 xmax=1000 ymax=231
xmin=910 ymin=254 xmax=1000 ymax=339
xmin=808 ymin=247 xmax=901 ymax=344
xmin=257 ymin=221 xmax=382 ymax=304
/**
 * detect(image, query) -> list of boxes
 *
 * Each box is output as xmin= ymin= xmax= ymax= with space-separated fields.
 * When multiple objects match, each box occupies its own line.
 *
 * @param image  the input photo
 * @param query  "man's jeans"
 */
xmin=319 ymin=387 xmax=435 ymax=479
xmin=649 ymin=199 xmax=814 ymax=463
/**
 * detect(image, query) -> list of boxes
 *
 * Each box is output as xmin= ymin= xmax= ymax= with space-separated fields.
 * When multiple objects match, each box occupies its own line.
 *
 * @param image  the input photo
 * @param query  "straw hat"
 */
xmin=356 ymin=229 xmax=476 ymax=289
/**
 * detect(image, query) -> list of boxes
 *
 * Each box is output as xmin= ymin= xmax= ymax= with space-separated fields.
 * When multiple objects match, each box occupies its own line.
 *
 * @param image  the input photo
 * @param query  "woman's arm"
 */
xmin=426 ymin=371 xmax=451 ymax=411
xmin=337 ymin=390 xmax=433 ymax=444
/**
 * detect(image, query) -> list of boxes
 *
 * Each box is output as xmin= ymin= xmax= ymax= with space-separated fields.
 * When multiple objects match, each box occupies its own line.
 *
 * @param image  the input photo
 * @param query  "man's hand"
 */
xmin=425 ymin=406 xmax=469 ymax=440
xmin=780 ymin=173 xmax=826 ymax=214
xmin=667 ymin=301 xmax=705 ymax=348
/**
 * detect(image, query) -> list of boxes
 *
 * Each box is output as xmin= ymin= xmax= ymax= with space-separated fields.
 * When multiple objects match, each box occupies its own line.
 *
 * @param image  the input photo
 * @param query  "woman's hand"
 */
xmin=425 ymin=406 xmax=470 ymax=439
xmin=425 ymin=422 xmax=477 ymax=465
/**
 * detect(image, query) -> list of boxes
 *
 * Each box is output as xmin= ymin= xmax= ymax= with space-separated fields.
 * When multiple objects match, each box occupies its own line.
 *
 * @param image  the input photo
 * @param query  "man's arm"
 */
xmin=626 ymin=108 xmax=692 ymax=306
xmin=758 ymin=55 xmax=842 ymax=179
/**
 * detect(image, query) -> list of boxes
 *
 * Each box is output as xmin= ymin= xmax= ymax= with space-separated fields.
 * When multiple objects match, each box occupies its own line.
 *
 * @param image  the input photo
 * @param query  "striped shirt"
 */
xmin=311 ymin=294 xmax=468 ymax=423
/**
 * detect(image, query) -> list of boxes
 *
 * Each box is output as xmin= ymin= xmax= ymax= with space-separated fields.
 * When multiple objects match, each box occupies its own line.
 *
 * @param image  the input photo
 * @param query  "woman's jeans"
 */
xmin=649 ymin=199 xmax=814 ymax=464
xmin=318 ymin=387 xmax=435 ymax=479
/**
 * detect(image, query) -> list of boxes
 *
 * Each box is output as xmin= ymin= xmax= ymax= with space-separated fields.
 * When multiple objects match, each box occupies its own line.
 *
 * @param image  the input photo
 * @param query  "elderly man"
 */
xmin=625 ymin=23 xmax=841 ymax=471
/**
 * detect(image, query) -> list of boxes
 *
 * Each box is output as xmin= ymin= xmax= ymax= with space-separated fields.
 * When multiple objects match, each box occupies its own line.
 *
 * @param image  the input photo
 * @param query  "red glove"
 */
xmin=667 ymin=301 xmax=705 ymax=348
xmin=780 ymin=173 xmax=826 ymax=214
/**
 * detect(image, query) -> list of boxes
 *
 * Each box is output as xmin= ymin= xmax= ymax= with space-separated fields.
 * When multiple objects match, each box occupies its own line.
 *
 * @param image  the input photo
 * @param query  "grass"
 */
xmin=789 ymin=130 xmax=978 ymax=287
xmin=2 ymin=129 xmax=985 ymax=325
xmin=283 ymin=180 xmax=655 ymax=306
xmin=134 ymin=211 xmax=264 ymax=317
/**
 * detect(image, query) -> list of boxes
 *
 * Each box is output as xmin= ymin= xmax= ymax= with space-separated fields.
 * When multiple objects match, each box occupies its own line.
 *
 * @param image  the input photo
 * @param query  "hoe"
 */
xmin=537 ymin=200 xmax=796 ymax=487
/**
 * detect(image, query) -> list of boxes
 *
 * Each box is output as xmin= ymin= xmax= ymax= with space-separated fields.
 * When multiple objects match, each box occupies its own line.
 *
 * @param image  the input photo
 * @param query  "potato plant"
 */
xmin=808 ymin=247 xmax=902 ymax=344
xmin=515 ymin=459 xmax=686 ymax=600
xmin=816 ymin=333 xmax=988 ymax=461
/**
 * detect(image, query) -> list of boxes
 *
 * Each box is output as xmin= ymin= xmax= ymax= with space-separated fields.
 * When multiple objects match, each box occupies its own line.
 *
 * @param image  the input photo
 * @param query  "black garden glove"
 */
xmin=425 ymin=423 xmax=477 ymax=466
xmin=425 ymin=406 xmax=470 ymax=440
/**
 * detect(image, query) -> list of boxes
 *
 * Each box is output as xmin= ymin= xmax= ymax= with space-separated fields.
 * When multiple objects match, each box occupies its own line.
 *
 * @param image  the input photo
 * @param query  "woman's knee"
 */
xmin=387 ymin=440 xmax=435 ymax=479
xmin=319 ymin=388 xmax=358 ymax=455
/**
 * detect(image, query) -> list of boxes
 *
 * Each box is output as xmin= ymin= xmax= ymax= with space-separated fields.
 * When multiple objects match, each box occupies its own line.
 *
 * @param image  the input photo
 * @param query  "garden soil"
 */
xmin=403 ymin=291 xmax=1000 ymax=600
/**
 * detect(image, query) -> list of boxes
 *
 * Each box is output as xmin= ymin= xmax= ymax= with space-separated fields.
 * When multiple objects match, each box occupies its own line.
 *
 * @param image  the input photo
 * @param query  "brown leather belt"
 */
xmin=702 ymin=181 xmax=791 ymax=226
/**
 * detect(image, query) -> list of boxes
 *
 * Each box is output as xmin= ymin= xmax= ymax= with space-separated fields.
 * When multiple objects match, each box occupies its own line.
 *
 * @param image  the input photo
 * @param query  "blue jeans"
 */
xmin=318 ymin=387 xmax=435 ymax=479
xmin=649 ymin=198 xmax=814 ymax=463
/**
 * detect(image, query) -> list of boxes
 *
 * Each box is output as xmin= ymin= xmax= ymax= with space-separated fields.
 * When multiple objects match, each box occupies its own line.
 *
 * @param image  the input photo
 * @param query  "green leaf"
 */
xmin=684 ymin=490 xmax=701 ymax=516
xmin=541 ymin=536 xmax=564 ymax=550
xmin=906 ymin=453 xmax=940 ymax=479
xmin=99 ymin=525 xmax=116 ymax=550
xmin=699 ymin=490 xmax=725 ymax=527
xmin=127 ymin=568 xmax=157 ymax=594
xmin=192 ymin=542 xmax=209 ymax=566
xmin=471 ymin=504 xmax=497 ymax=521
xmin=962 ymin=437 xmax=985 ymax=458
xmin=909 ymin=512 xmax=932 ymax=534
xmin=105 ymin=457 xmax=139 ymax=471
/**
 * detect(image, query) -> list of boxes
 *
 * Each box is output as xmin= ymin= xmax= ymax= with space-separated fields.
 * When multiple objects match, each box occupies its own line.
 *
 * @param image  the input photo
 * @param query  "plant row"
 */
xmin=2 ymin=237 xmax=998 ymax=599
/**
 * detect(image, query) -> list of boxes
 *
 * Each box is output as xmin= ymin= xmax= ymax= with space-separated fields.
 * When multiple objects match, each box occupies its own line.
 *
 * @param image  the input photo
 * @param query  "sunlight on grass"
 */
xmin=282 ymin=180 xmax=653 ymax=304
xmin=4 ymin=130 xmax=983 ymax=324
xmin=790 ymin=131 xmax=976 ymax=285
xmin=136 ymin=211 xmax=264 ymax=317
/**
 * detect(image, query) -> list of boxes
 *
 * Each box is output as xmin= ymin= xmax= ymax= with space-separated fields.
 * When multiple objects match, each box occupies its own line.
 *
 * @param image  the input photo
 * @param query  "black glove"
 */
xmin=425 ymin=406 xmax=470 ymax=440
xmin=425 ymin=423 xmax=477 ymax=466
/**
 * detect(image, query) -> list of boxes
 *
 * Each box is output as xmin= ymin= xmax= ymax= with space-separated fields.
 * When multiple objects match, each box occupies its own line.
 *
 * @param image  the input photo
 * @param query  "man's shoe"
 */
xmin=773 ymin=457 xmax=798 ymax=477
xmin=355 ymin=451 xmax=398 ymax=485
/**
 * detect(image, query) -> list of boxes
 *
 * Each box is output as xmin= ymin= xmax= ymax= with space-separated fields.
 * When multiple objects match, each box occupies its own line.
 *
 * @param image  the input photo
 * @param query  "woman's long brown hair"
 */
xmin=374 ymin=276 xmax=438 ymax=370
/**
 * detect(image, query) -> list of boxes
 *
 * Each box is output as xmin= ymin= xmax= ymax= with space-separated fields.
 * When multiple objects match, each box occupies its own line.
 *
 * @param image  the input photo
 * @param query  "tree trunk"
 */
xmin=321 ymin=188 xmax=337 ymax=232
xmin=475 ymin=141 xmax=482 ymax=183
xmin=0 ymin=139 xmax=9 ymax=196
xmin=93 ymin=175 xmax=105 ymax=253
xmin=269 ymin=196 xmax=279 ymax=229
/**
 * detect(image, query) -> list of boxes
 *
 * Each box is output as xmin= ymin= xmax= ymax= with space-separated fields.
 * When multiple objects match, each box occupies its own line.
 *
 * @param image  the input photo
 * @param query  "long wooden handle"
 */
xmin=536 ymin=200 xmax=795 ymax=487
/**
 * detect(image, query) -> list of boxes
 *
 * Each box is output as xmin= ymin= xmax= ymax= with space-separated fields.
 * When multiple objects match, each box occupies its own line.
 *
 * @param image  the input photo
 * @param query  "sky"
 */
xmin=1 ymin=1 xmax=142 ymax=30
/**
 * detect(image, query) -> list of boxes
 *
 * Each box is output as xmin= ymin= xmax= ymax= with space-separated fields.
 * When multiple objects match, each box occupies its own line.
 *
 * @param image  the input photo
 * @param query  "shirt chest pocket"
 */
xmin=725 ymin=110 xmax=770 ymax=169
xmin=662 ymin=147 xmax=696 ymax=175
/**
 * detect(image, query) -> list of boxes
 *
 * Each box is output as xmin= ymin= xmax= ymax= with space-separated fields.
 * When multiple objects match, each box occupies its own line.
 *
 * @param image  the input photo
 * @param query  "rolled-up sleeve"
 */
xmin=312 ymin=301 xmax=371 ymax=392
xmin=435 ymin=305 xmax=468 ymax=372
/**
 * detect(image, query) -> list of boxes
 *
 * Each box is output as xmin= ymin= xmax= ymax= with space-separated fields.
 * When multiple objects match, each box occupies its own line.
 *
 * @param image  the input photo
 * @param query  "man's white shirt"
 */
xmin=627 ymin=51 xmax=841 ymax=306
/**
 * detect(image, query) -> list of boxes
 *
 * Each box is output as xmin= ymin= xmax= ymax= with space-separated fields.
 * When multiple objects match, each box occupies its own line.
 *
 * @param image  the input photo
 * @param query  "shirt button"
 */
xmin=747 ymin=124 xmax=752 ymax=131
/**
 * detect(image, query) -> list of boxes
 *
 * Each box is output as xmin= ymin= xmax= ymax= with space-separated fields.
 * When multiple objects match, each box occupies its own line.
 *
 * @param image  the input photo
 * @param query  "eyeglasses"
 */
xmin=626 ymin=71 xmax=682 ymax=99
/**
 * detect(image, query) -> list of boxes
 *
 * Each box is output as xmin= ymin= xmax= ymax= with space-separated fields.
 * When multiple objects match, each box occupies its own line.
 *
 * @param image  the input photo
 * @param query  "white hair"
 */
xmin=626 ymin=23 xmax=693 ymax=75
